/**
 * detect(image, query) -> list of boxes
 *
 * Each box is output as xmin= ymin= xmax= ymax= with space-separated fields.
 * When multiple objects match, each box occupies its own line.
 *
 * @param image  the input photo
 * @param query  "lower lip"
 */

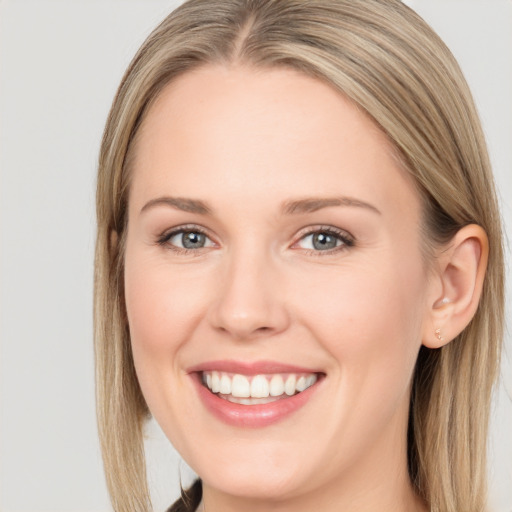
xmin=191 ymin=373 xmax=322 ymax=428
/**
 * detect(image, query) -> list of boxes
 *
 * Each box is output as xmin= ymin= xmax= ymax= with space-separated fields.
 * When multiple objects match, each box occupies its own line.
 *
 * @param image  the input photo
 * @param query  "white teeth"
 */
xmin=284 ymin=375 xmax=296 ymax=396
xmin=231 ymin=374 xmax=251 ymax=398
xmin=219 ymin=374 xmax=231 ymax=395
xmin=269 ymin=375 xmax=285 ymax=396
xmin=296 ymin=376 xmax=307 ymax=392
xmin=211 ymin=371 xmax=220 ymax=393
xmin=251 ymin=375 xmax=269 ymax=398
xmin=202 ymin=371 xmax=319 ymax=401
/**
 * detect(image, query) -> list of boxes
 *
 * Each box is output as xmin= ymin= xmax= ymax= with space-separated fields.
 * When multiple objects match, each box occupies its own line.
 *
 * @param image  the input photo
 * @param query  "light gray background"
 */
xmin=1 ymin=1 xmax=511 ymax=511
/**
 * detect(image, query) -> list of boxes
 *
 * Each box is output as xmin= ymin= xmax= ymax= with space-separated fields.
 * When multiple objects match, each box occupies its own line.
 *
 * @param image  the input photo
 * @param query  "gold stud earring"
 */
xmin=435 ymin=328 xmax=444 ymax=343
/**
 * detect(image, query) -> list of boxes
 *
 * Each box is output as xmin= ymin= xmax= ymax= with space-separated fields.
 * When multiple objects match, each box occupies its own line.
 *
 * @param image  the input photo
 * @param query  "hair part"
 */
xmin=95 ymin=1 xmax=505 ymax=511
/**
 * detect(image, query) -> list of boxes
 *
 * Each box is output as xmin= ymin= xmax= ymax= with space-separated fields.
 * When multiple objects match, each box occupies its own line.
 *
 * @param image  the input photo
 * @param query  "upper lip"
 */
xmin=186 ymin=360 xmax=322 ymax=376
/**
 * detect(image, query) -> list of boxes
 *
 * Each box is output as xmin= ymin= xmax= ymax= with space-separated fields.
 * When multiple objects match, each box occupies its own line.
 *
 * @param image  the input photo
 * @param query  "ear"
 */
xmin=422 ymin=224 xmax=488 ymax=349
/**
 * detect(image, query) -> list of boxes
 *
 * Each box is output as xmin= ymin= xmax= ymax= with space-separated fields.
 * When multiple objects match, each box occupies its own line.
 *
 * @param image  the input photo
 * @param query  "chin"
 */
xmin=179 ymin=436 xmax=312 ymax=500
xmin=201 ymin=464 xmax=305 ymax=500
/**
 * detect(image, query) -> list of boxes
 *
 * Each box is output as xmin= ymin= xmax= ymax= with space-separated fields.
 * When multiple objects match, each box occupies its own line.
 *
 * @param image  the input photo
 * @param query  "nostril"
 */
xmin=216 ymin=323 xmax=274 ymax=340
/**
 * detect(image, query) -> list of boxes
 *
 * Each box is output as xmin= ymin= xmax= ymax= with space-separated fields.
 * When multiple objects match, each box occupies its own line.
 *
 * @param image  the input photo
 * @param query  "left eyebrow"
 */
xmin=282 ymin=196 xmax=381 ymax=215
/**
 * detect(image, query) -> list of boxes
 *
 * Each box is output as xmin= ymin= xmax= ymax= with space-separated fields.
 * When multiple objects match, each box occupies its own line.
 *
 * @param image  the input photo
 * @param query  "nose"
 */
xmin=208 ymin=249 xmax=290 ymax=340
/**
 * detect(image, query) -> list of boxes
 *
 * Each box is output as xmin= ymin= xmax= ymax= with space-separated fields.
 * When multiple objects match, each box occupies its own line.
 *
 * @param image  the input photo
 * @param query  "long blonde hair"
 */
xmin=94 ymin=1 xmax=505 ymax=511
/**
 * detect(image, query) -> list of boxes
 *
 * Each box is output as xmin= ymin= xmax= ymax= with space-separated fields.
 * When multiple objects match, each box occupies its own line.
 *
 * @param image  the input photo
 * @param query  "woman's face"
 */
xmin=124 ymin=65 xmax=435 ymax=503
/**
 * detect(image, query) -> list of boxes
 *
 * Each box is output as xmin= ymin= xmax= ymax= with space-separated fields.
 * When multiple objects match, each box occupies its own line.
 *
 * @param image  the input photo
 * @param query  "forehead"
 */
xmin=129 ymin=64 xmax=420 ymax=220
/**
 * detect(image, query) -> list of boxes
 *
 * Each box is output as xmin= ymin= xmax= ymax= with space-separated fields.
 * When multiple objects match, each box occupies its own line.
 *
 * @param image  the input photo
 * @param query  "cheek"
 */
xmin=125 ymin=264 xmax=175 ymax=356
xmin=123 ymin=247 xmax=214 ymax=421
xmin=294 ymin=249 xmax=427 ymax=397
xmin=123 ymin=246 xmax=213 ymax=431
xmin=288 ymin=255 xmax=427 ymax=469
xmin=125 ymin=252 xmax=208 ymax=356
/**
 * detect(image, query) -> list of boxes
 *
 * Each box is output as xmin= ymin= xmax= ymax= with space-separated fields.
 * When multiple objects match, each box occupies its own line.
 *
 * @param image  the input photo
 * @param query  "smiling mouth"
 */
xmin=201 ymin=371 xmax=319 ymax=405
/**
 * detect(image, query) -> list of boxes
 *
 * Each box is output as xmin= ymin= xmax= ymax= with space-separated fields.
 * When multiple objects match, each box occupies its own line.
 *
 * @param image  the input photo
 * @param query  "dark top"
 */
xmin=166 ymin=479 xmax=202 ymax=512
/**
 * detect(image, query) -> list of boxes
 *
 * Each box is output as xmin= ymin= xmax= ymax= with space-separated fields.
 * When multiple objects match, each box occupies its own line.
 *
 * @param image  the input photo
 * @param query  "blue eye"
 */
xmin=159 ymin=228 xmax=215 ymax=251
xmin=296 ymin=228 xmax=353 ymax=252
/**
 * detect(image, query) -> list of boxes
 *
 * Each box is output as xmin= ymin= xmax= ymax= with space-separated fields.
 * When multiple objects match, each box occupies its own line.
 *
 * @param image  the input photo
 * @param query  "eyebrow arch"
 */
xmin=140 ymin=196 xmax=211 ymax=215
xmin=282 ymin=196 xmax=381 ymax=215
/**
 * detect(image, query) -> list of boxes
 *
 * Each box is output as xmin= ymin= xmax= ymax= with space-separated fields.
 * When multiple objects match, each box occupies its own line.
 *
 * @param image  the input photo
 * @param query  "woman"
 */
xmin=94 ymin=1 xmax=505 ymax=511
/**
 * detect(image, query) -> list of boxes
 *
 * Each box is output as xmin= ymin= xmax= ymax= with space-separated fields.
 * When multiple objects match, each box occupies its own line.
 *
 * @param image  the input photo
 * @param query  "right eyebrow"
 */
xmin=140 ymin=196 xmax=212 ymax=215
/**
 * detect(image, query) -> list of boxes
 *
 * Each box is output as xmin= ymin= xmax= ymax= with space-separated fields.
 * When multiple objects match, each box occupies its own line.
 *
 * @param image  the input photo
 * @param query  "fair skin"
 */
xmin=123 ymin=65 xmax=486 ymax=512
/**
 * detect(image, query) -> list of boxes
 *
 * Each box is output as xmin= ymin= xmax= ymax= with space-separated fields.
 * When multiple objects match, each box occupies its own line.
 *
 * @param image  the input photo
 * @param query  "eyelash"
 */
xmin=156 ymin=224 xmax=355 ymax=256
xmin=156 ymin=224 xmax=213 ymax=256
xmin=293 ymin=225 xmax=355 ymax=256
